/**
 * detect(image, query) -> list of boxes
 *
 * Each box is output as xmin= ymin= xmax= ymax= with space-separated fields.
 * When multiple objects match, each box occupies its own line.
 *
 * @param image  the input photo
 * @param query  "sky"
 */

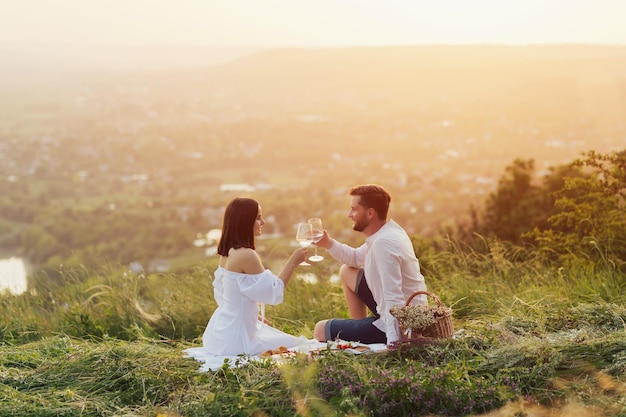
xmin=2 ymin=0 xmax=626 ymax=47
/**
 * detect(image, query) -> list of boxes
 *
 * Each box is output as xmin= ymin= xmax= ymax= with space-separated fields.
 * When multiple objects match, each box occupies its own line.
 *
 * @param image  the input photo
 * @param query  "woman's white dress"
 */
xmin=184 ymin=267 xmax=308 ymax=370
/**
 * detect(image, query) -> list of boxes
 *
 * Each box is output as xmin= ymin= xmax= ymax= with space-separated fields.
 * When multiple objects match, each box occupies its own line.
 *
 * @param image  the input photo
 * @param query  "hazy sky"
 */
xmin=2 ymin=0 xmax=626 ymax=47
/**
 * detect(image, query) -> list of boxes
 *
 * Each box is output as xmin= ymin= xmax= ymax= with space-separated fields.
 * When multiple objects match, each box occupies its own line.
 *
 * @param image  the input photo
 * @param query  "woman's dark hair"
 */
xmin=349 ymin=184 xmax=391 ymax=220
xmin=217 ymin=197 xmax=259 ymax=256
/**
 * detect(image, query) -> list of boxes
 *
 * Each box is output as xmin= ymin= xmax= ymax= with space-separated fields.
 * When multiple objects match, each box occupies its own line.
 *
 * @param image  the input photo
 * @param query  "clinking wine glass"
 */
xmin=307 ymin=218 xmax=324 ymax=262
xmin=295 ymin=223 xmax=313 ymax=266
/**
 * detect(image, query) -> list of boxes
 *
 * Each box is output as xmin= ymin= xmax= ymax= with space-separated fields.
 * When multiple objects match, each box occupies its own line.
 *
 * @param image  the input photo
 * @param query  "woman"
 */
xmin=185 ymin=197 xmax=309 ymax=368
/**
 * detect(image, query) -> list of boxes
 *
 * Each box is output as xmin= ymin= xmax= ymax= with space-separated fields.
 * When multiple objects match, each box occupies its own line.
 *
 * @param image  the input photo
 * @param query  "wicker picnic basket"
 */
xmin=391 ymin=291 xmax=454 ymax=342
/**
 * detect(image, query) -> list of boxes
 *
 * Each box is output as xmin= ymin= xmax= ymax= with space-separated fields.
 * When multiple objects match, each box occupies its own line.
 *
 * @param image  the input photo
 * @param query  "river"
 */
xmin=0 ymin=257 xmax=28 ymax=294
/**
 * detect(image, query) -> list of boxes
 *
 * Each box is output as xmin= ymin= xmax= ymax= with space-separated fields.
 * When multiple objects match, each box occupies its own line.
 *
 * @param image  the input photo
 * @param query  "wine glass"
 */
xmin=295 ymin=223 xmax=313 ymax=266
xmin=307 ymin=218 xmax=324 ymax=262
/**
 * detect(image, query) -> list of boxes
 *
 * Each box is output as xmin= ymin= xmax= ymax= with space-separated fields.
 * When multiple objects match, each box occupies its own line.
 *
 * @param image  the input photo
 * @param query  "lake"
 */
xmin=0 ymin=257 xmax=28 ymax=294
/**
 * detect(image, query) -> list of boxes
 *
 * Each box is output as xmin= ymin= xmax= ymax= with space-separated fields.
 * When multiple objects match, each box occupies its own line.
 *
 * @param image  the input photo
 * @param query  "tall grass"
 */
xmin=1 ymin=238 xmax=625 ymax=416
xmin=1 ymin=261 xmax=218 ymax=343
xmin=419 ymin=236 xmax=626 ymax=319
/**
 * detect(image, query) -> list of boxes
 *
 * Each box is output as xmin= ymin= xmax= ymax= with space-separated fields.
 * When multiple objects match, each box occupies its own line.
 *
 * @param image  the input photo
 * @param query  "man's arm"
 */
xmin=327 ymin=239 xmax=366 ymax=268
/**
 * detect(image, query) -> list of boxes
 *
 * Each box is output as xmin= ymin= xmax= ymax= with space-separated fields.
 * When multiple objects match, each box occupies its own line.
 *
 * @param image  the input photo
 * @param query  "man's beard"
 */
xmin=352 ymin=218 xmax=367 ymax=232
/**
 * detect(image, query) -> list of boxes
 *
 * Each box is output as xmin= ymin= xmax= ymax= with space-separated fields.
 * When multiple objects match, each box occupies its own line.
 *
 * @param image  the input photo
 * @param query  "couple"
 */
xmin=185 ymin=184 xmax=428 ymax=368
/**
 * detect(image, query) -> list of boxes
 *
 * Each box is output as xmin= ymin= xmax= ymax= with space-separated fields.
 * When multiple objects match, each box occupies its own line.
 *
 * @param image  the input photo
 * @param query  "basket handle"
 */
xmin=405 ymin=290 xmax=442 ymax=307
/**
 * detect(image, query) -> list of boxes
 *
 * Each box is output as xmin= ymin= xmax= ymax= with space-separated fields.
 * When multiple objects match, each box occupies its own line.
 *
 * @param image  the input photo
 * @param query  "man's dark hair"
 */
xmin=349 ymin=184 xmax=391 ymax=220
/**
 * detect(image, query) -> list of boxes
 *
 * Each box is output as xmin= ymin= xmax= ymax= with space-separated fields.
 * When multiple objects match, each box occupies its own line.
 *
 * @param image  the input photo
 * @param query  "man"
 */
xmin=313 ymin=184 xmax=428 ymax=345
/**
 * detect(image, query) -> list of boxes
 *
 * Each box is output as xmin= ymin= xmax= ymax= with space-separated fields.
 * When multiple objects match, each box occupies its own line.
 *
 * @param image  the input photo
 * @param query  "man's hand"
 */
xmin=314 ymin=230 xmax=333 ymax=249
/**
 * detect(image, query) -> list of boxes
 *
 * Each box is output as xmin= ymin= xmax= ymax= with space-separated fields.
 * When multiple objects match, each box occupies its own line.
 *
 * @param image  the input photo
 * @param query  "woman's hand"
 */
xmin=278 ymin=246 xmax=311 ymax=286
xmin=290 ymin=246 xmax=310 ymax=266
xmin=258 ymin=315 xmax=272 ymax=325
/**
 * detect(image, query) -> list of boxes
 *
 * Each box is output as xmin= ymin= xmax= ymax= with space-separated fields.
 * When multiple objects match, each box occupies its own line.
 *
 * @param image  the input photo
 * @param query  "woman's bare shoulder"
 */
xmin=228 ymin=247 xmax=256 ymax=260
xmin=226 ymin=248 xmax=264 ymax=273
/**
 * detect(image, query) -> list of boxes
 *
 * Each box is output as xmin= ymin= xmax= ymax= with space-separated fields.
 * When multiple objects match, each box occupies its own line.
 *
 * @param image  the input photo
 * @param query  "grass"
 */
xmin=1 ymin=238 xmax=626 ymax=416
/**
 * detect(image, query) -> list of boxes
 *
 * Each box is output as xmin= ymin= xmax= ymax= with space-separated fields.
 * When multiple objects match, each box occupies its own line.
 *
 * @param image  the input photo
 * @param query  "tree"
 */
xmin=460 ymin=158 xmax=587 ymax=249
xmin=528 ymin=149 xmax=626 ymax=267
xmin=475 ymin=159 xmax=544 ymax=243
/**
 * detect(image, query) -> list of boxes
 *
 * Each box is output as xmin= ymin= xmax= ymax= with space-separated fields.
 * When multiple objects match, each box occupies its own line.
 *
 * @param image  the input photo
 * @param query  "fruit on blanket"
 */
xmin=259 ymin=345 xmax=290 ymax=357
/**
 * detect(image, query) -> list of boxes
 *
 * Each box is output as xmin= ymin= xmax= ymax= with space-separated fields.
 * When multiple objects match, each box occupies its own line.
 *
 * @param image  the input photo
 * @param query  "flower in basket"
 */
xmin=390 ymin=303 xmax=452 ymax=332
xmin=390 ymin=304 xmax=437 ymax=331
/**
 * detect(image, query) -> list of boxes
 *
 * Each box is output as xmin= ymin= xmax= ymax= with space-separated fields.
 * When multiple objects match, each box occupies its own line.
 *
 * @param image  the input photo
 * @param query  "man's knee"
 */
xmin=314 ymin=320 xmax=328 ymax=342
xmin=339 ymin=265 xmax=360 ymax=292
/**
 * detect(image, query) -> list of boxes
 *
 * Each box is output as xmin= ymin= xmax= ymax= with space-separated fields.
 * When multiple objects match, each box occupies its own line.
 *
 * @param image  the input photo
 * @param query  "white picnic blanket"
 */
xmin=184 ymin=339 xmax=387 ymax=372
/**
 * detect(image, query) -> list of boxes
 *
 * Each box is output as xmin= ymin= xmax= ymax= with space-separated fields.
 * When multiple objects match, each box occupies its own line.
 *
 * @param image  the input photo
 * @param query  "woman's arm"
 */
xmin=277 ymin=246 xmax=309 ymax=286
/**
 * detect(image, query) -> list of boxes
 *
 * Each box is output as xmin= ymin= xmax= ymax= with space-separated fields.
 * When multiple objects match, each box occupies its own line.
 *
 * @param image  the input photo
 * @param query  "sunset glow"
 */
xmin=1 ymin=0 xmax=625 ymax=47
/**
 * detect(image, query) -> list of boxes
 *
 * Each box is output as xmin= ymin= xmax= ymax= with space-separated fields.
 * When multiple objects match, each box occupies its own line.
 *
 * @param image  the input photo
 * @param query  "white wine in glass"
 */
xmin=307 ymin=218 xmax=324 ymax=262
xmin=295 ymin=223 xmax=313 ymax=266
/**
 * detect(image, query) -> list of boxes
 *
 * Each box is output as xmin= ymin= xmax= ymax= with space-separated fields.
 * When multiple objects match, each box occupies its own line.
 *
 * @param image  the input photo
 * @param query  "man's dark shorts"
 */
xmin=324 ymin=268 xmax=387 ymax=344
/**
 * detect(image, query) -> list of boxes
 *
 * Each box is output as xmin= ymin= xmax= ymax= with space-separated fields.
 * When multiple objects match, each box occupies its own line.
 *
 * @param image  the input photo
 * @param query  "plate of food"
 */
xmin=259 ymin=345 xmax=296 ymax=358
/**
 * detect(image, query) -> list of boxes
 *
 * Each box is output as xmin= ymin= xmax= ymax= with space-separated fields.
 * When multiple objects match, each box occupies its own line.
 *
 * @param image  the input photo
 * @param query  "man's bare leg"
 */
xmin=314 ymin=266 xmax=367 ymax=342
xmin=340 ymin=265 xmax=367 ymax=319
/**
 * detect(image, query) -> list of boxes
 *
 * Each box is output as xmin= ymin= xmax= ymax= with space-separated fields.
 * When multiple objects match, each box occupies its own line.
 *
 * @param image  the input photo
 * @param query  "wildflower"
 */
xmin=390 ymin=303 xmax=451 ymax=332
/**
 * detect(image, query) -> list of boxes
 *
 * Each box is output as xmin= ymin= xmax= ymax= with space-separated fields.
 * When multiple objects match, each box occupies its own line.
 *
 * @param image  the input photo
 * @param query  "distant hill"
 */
xmin=2 ymin=44 xmax=624 ymax=163
xmin=3 ymin=44 xmax=625 ymax=107
xmin=0 ymin=44 xmax=267 ymax=85
xmin=134 ymin=44 xmax=626 ymax=121
xmin=3 ymin=44 xmax=625 ymax=146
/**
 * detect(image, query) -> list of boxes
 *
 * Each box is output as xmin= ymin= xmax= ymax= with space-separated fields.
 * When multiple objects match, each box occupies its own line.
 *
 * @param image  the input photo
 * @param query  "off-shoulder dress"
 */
xmin=184 ymin=267 xmax=308 ymax=370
